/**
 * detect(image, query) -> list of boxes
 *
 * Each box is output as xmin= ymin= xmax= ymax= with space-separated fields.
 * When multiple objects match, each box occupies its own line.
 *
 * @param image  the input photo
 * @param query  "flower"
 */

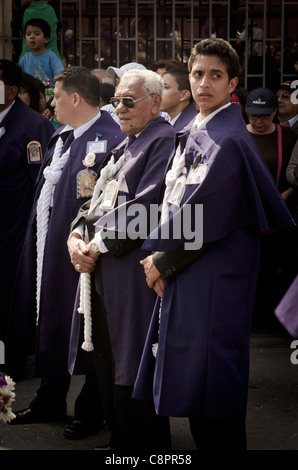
xmin=0 ymin=372 xmax=16 ymax=423
xmin=0 ymin=373 xmax=7 ymax=387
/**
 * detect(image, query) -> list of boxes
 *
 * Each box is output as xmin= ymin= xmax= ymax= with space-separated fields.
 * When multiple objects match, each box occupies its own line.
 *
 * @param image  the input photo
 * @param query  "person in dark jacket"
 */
xmin=133 ymin=38 xmax=295 ymax=451
xmin=7 ymin=66 xmax=125 ymax=442
xmin=160 ymin=67 xmax=198 ymax=130
xmin=0 ymin=59 xmax=53 ymax=348
xmin=67 ymin=69 xmax=177 ymax=450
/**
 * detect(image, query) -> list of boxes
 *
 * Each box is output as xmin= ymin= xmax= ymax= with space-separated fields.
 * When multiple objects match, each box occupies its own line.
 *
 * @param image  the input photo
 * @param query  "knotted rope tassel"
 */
xmin=78 ymin=153 xmax=126 ymax=352
xmin=36 ymin=137 xmax=70 ymax=324
xmin=151 ymin=144 xmax=186 ymax=357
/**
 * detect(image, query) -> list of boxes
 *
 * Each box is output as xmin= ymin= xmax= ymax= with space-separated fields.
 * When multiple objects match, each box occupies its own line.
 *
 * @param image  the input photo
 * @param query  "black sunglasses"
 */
xmin=110 ymin=93 xmax=153 ymax=109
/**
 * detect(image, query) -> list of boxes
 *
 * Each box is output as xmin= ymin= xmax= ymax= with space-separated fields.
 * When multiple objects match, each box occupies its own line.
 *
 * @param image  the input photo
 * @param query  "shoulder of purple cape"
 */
xmin=143 ymin=104 xmax=295 ymax=252
xmin=4 ymin=97 xmax=54 ymax=128
xmin=109 ymin=115 xmax=176 ymax=152
xmin=173 ymin=102 xmax=198 ymax=130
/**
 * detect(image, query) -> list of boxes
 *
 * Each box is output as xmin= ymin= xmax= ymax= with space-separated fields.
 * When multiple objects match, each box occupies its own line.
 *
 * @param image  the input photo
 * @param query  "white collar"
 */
xmin=0 ymin=101 xmax=15 ymax=124
xmin=169 ymin=112 xmax=181 ymax=126
xmin=63 ymin=110 xmax=101 ymax=139
xmin=288 ymin=113 xmax=298 ymax=127
xmin=192 ymin=102 xmax=231 ymax=130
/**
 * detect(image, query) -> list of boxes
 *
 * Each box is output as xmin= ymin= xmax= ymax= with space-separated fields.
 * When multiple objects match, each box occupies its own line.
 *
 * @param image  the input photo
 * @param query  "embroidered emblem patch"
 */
xmin=27 ymin=140 xmax=42 ymax=164
xmin=77 ymin=169 xmax=97 ymax=198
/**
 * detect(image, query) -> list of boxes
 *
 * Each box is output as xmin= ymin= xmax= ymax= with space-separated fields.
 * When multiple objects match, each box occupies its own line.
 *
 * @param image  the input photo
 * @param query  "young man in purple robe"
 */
xmin=67 ymin=69 xmax=177 ymax=450
xmin=160 ymin=67 xmax=198 ymax=130
xmin=134 ymin=39 xmax=295 ymax=450
xmin=0 ymin=59 xmax=53 ymax=349
xmin=7 ymin=67 xmax=125 ymax=440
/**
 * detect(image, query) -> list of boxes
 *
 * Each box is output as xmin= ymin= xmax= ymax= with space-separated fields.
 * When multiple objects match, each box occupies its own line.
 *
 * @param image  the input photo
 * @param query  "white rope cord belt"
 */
xmin=36 ymin=136 xmax=70 ymax=324
xmin=152 ymin=144 xmax=186 ymax=357
xmin=79 ymin=153 xmax=126 ymax=352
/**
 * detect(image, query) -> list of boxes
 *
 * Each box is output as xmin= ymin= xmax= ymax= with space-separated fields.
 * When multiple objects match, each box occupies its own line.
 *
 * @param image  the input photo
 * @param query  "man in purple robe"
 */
xmin=0 ymin=59 xmax=54 ymax=347
xmin=160 ymin=67 xmax=198 ymax=130
xmin=67 ymin=69 xmax=177 ymax=450
xmin=134 ymin=39 xmax=295 ymax=450
xmin=7 ymin=67 xmax=125 ymax=440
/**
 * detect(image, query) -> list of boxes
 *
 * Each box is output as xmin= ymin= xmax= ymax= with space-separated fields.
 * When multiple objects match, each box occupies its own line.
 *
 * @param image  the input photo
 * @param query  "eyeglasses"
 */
xmin=276 ymin=93 xmax=291 ymax=100
xmin=247 ymin=114 xmax=272 ymax=121
xmin=110 ymin=93 xmax=153 ymax=109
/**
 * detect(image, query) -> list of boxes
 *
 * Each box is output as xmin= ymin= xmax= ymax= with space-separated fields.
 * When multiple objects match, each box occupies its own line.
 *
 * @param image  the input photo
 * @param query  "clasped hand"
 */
xmin=140 ymin=255 xmax=164 ymax=298
xmin=67 ymin=234 xmax=100 ymax=273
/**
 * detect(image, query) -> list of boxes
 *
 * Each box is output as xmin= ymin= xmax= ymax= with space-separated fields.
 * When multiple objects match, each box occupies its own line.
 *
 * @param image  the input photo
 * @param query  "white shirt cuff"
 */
xmin=94 ymin=230 xmax=109 ymax=253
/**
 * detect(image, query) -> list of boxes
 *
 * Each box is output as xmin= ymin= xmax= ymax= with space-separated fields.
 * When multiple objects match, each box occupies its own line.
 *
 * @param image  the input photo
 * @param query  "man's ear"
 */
xmin=45 ymin=37 xmax=50 ymax=45
xmin=73 ymin=92 xmax=81 ymax=107
xmin=180 ymin=89 xmax=191 ymax=102
xmin=8 ymin=85 xmax=19 ymax=101
xmin=229 ymin=77 xmax=239 ymax=94
xmin=152 ymin=93 xmax=162 ymax=113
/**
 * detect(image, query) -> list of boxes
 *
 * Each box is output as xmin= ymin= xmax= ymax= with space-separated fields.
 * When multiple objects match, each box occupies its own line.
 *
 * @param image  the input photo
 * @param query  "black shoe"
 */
xmin=95 ymin=444 xmax=113 ymax=450
xmin=63 ymin=419 xmax=102 ymax=440
xmin=95 ymin=435 xmax=118 ymax=450
xmin=9 ymin=407 xmax=66 ymax=425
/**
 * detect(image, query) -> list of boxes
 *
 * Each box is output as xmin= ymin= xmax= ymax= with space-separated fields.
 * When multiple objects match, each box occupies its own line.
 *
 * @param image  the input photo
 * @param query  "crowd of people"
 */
xmin=1 ymin=4 xmax=298 ymax=451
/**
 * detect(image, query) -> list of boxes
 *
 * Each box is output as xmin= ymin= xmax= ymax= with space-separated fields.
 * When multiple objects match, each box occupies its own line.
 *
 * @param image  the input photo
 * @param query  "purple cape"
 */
xmin=275 ymin=275 xmax=298 ymax=338
xmin=133 ymin=104 xmax=295 ymax=419
xmin=172 ymin=102 xmax=197 ymax=131
xmin=6 ymin=111 xmax=125 ymax=376
xmin=68 ymin=117 xmax=177 ymax=386
xmin=0 ymin=98 xmax=54 ymax=342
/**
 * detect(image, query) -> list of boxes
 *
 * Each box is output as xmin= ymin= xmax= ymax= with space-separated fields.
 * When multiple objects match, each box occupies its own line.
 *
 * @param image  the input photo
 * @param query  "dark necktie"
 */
xmin=126 ymin=135 xmax=136 ymax=149
xmin=61 ymin=129 xmax=75 ymax=152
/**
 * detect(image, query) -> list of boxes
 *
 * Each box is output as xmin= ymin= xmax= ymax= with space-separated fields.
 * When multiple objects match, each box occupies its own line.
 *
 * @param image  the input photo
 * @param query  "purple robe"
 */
xmin=6 ymin=111 xmax=125 ymax=376
xmin=0 ymin=98 xmax=54 ymax=342
xmin=69 ymin=117 xmax=177 ymax=386
xmin=172 ymin=102 xmax=197 ymax=131
xmin=275 ymin=275 xmax=298 ymax=338
xmin=133 ymin=104 xmax=295 ymax=419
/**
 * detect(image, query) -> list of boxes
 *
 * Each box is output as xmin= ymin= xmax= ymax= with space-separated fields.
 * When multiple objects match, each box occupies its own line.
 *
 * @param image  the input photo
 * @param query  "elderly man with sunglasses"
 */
xmin=67 ymin=69 xmax=176 ymax=451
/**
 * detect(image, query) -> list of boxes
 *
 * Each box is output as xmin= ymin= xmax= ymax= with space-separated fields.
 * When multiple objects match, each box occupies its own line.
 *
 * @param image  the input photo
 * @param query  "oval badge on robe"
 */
xmin=82 ymin=152 xmax=96 ymax=167
xmin=27 ymin=140 xmax=42 ymax=164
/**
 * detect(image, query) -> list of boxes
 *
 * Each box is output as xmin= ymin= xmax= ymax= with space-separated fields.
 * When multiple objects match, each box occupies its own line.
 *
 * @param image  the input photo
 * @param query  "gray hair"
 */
xmin=120 ymin=69 xmax=164 ymax=98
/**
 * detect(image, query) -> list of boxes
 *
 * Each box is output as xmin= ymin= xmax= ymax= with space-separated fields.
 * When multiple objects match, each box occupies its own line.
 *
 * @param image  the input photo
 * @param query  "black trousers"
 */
xmin=91 ymin=273 xmax=171 ymax=451
xmin=29 ymin=373 xmax=104 ymax=423
xmin=189 ymin=415 xmax=247 ymax=451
